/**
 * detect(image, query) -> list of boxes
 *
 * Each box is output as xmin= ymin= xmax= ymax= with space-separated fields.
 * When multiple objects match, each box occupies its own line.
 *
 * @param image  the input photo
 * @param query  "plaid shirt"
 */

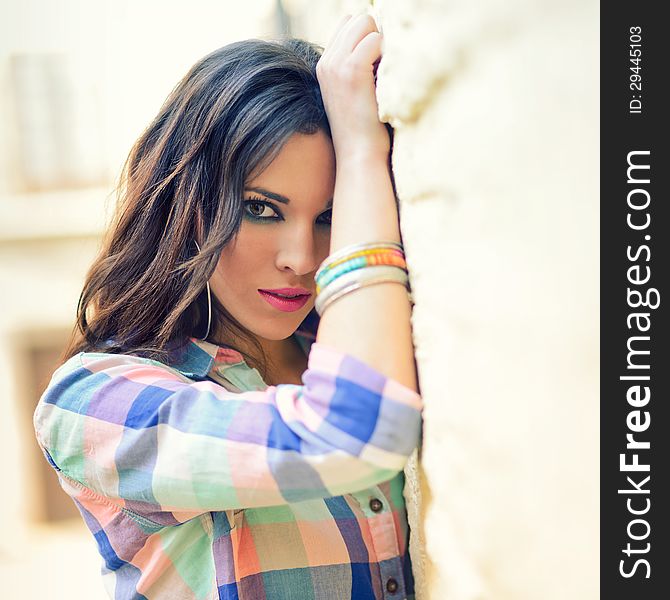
xmin=33 ymin=312 xmax=423 ymax=599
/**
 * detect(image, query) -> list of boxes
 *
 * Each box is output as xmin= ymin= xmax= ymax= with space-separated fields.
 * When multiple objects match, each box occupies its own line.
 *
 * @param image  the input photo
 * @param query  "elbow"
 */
xmin=291 ymin=366 xmax=423 ymax=471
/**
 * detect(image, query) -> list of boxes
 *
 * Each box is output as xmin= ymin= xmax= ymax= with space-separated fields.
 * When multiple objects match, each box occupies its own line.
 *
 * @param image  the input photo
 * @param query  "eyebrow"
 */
xmin=245 ymin=186 xmax=333 ymax=209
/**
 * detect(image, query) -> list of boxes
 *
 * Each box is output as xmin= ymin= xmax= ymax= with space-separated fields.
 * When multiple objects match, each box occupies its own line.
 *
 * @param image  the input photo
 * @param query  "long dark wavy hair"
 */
xmin=63 ymin=38 xmax=331 ymax=379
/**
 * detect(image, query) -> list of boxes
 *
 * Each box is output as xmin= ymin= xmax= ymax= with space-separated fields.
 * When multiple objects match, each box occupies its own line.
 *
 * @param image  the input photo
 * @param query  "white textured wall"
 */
xmin=374 ymin=0 xmax=599 ymax=598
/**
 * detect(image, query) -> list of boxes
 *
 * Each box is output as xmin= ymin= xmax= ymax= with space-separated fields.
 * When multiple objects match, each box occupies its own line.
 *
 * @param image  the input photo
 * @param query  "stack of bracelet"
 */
xmin=314 ymin=241 xmax=413 ymax=317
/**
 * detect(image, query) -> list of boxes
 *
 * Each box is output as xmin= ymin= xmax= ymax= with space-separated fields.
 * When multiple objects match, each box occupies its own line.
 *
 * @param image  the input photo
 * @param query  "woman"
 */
xmin=33 ymin=12 xmax=422 ymax=600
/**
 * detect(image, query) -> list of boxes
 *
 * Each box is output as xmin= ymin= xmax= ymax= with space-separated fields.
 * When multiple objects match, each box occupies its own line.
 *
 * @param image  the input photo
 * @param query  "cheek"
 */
xmin=218 ymin=226 xmax=275 ymax=277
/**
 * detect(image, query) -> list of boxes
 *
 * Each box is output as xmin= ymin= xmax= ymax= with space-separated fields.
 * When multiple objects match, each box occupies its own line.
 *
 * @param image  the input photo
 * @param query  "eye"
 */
xmin=318 ymin=209 xmax=333 ymax=226
xmin=243 ymin=196 xmax=282 ymax=221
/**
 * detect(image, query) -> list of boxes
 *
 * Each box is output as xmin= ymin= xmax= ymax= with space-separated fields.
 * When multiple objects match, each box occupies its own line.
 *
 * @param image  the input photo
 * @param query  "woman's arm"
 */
xmin=315 ymin=14 xmax=418 ymax=393
xmin=33 ymin=346 xmax=421 ymax=522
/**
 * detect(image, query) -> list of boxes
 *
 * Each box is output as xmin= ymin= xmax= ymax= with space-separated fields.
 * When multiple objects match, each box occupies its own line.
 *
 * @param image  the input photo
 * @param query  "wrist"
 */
xmin=335 ymin=147 xmax=390 ymax=172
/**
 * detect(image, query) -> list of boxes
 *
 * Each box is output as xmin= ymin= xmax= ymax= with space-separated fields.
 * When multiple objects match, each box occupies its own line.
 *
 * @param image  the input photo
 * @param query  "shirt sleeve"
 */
xmin=33 ymin=342 xmax=423 ymax=521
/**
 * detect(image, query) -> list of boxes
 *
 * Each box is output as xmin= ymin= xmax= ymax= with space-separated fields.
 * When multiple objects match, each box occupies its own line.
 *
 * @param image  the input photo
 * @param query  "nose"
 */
xmin=276 ymin=223 xmax=327 ymax=278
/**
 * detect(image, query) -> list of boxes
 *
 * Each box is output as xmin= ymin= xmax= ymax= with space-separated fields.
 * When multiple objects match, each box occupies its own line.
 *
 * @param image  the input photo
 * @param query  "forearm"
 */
xmin=34 ymin=346 xmax=421 ymax=516
xmin=315 ymin=153 xmax=418 ymax=393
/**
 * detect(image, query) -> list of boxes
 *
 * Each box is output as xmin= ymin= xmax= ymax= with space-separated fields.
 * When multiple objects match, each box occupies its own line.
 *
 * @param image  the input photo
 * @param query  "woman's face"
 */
xmin=210 ymin=130 xmax=335 ymax=347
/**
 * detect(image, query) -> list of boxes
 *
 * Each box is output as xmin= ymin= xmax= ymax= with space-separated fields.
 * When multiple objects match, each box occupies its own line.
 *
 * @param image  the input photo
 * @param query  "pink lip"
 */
xmin=258 ymin=290 xmax=311 ymax=312
xmin=261 ymin=287 xmax=311 ymax=296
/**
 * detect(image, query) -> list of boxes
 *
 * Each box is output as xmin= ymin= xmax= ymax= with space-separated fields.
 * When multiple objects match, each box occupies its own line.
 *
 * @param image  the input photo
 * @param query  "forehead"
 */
xmin=246 ymin=131 xmax=336 ymax=203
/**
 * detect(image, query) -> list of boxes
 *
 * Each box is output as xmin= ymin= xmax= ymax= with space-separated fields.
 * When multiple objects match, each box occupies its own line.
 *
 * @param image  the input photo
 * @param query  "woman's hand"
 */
xmin=316 ymin=13 xmax=390 ymax=163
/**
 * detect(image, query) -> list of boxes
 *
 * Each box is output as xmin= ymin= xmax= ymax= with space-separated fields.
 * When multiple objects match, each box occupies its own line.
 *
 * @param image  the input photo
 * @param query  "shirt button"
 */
xmin=386 ymin=578 xmax=398 ymax=593
xmin=369 ymin=498 xmax=383 ymax=512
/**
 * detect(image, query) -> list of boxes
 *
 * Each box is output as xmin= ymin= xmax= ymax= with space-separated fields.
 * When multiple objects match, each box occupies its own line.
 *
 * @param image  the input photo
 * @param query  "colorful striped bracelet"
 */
xmin=316 ymin=250 xmax=407 ymax=294
xmin=314 ymin=241 xmax=404 ymax=283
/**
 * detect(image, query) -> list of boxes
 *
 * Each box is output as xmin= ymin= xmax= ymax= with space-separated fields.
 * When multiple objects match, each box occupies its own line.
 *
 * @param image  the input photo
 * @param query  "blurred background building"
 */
xmin=0 ymin=0 xmax=598 ymax=598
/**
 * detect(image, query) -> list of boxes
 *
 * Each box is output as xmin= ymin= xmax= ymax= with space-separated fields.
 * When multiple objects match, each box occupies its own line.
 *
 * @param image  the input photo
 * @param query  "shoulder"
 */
xmin=49 ymin=350 xmax=193 ymax=386
xmin=37 ymin=350 xmax=198 ymax=422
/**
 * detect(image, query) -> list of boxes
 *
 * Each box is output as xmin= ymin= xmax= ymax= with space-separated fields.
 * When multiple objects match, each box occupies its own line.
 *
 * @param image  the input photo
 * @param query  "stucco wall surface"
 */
xmin=374 ymin=0 xmax=599 ymax=598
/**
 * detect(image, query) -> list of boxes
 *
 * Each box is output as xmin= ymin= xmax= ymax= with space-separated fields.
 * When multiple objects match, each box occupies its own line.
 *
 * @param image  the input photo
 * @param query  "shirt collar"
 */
xmin=168 ymin=308 xmax=319 ymax=380
xmin=167 ymin=337 xmax=239 ymax=379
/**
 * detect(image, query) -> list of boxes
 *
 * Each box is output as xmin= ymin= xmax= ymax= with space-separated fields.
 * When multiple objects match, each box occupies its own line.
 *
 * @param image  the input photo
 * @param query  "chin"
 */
xmin=250 ymin=322 xmax=300 ymax=342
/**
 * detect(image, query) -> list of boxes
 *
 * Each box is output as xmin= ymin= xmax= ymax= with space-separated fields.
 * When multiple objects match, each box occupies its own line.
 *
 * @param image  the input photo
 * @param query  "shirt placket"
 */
xmin=350 ymin=485 xmax=407 ymax=599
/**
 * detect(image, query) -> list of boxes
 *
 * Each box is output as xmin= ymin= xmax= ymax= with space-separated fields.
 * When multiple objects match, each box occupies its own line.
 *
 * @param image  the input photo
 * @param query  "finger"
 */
xmin=338 ymin=13 xmax=379 ymax=55
xmin=351 ymin=31 xmax=383 ymax=71
xmin=326 ymin=14 xmax=353 ymax=49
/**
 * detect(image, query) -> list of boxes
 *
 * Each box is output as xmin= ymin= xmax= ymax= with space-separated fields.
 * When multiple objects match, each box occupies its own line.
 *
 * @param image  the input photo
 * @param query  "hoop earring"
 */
xmin=193 ymin=241 xmax=211 ymax=341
